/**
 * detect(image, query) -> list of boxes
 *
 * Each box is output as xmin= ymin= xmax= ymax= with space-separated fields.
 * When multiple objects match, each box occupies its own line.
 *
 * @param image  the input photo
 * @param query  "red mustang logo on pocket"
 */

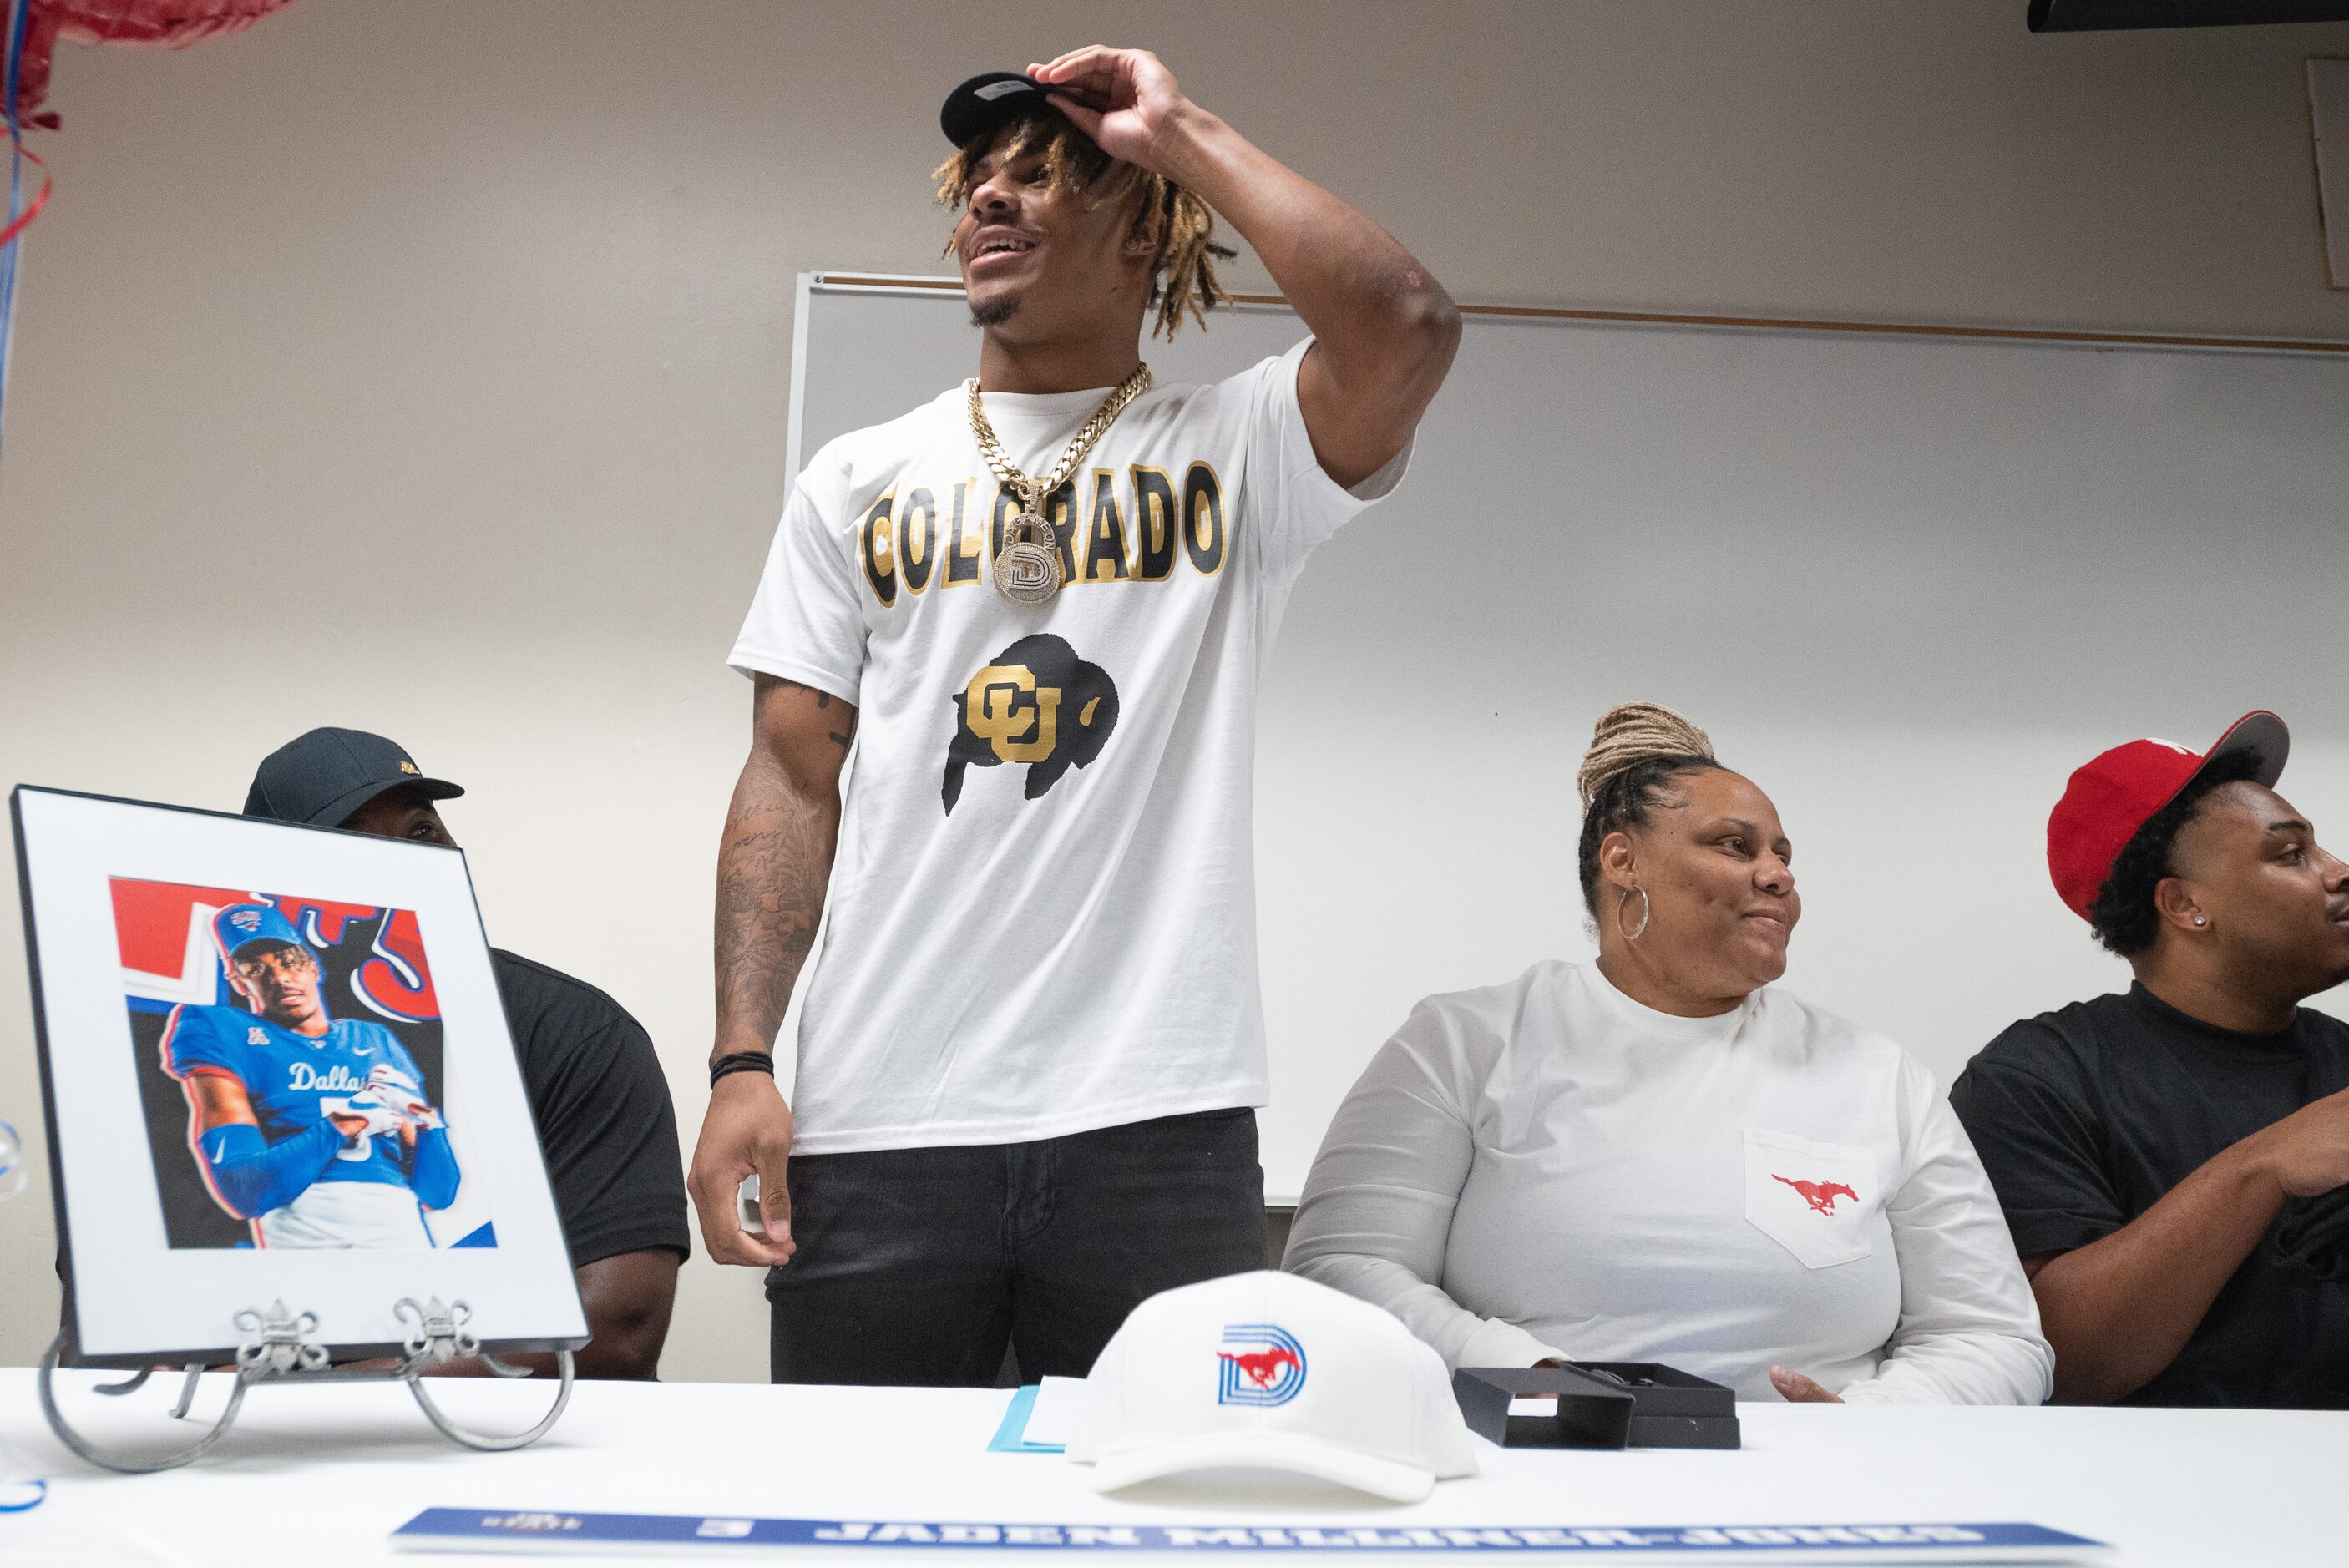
xmin=1774 ymin=1175 xmax=1858 ymax=1216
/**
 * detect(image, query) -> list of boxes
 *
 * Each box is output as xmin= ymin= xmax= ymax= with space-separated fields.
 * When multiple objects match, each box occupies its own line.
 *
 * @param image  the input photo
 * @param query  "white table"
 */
xmin=0 ymin=1369 xmax=2338 ymax=1566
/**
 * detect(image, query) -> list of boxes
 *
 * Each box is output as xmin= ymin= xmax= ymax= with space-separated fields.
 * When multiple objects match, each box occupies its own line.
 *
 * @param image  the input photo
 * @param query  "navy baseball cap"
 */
xmin=243 ymin=727 xmax=463 ymax=828
xmin=212 ymin=903 xmax=310 ymax=963
xmin=941 ymin=71 xmax=1056 ymax=148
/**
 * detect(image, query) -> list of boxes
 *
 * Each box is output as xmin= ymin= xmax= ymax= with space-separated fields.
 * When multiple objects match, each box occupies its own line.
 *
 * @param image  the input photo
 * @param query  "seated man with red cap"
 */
xmin=1951 ymin=712 xmax=2349 ymax=1408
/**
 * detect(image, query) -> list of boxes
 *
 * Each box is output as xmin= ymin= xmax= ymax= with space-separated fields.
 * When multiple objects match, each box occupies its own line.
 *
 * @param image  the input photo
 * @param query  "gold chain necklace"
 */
xmin=966 ymin=362 xmax=1153 ymax=604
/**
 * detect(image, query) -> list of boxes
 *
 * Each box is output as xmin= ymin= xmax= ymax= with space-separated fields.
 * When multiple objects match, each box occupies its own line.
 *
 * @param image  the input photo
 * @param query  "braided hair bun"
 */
xmin=1574 ymin=702 xmax=1723 ymax=916
xmin=1576 ymin=702 xmax=1715 ymax=812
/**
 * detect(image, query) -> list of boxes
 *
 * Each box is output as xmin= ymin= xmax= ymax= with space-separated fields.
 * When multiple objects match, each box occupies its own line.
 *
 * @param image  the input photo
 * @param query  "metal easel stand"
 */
xmin=37 ymin=1297 xmax=573 ymax=1474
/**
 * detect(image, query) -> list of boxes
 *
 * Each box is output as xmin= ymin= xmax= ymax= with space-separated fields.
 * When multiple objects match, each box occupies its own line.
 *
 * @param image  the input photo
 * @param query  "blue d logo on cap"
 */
xmin=1217 ymin=1324 xmax=1307 ymax=1407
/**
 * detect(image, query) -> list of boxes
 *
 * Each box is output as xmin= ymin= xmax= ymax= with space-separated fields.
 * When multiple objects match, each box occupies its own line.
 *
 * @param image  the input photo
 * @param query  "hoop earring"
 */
xmin=1618 ymin=887 xmax=1652 ymax=942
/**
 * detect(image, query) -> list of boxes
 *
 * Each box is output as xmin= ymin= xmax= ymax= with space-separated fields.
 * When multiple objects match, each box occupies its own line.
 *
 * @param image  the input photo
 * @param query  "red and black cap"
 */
xmin=940 ymin=71 xmax=1056 ymax=149
xmin=2046 ymin=711 xmax=2289 ymax=923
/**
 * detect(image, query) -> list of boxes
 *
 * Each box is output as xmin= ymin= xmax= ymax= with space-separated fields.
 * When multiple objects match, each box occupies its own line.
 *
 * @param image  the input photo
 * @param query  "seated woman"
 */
xmin=1284 ymin=703 xmax=2052 ymax=1404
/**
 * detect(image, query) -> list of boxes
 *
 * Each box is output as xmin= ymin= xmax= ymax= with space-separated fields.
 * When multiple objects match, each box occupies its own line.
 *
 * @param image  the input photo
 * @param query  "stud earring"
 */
xmin=2194 ymin=915 xmax=2207 ymax=926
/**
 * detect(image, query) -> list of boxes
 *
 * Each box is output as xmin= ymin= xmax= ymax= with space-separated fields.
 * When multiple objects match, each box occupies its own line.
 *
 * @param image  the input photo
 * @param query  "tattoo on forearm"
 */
xmin=713 ymin=687 xmax=856 ymax=1053
xmin=714 ymin=797 xmax=828 ymax=1048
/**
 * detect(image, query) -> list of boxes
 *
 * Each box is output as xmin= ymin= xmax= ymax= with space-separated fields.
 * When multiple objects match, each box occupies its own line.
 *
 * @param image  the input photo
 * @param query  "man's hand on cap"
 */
xmin=1027 ymin=47 xmax=1193 ymax=175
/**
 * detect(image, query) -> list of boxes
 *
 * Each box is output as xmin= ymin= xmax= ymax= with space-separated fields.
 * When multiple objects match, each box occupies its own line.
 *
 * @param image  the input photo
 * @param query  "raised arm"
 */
xmin=1032 ymin=47 xmax=1461 ymax=488
xmin=686 ymin=675 xmax=856 ymax=1267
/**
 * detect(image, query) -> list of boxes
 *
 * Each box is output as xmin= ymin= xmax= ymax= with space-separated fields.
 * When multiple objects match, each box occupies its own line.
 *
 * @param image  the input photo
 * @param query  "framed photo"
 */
xmin=12 ymin=786 xmax=586 ymax=1366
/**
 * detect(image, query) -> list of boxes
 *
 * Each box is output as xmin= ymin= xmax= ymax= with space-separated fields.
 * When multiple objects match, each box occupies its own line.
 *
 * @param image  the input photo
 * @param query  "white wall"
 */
xmin=796 ymin=283 xmax=2349 ymax=1199
xmin=4 ymin=1 xmax=2347 ymax=1383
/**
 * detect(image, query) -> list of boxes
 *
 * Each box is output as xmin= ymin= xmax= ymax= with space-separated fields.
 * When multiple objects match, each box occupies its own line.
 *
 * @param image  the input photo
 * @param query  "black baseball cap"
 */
xmin=242 ymin=727 xmax=463 ymax=828
xmin=940 ymin=70 xmax=1056 ymax=149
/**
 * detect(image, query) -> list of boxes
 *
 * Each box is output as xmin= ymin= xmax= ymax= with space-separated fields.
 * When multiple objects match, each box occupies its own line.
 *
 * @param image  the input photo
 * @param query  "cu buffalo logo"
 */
xmin=942 ymin=634 xmax=1119 ymax=814
xmin=1774 ymin=1175 xmax=1859 ymax=1216
xmin=1217 ymin=1323 xmax=1307 ymax=1408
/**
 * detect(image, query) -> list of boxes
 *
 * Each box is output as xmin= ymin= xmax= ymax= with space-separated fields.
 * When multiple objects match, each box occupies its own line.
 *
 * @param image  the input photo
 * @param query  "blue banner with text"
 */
xmin=392 ymin=1510 xmax=2108 ymax=1560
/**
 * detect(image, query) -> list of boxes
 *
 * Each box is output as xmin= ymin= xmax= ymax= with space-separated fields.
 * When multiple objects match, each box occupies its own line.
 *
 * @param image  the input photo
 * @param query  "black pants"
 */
xmin=767 ymin=1106 xmax=1268 ymax=1386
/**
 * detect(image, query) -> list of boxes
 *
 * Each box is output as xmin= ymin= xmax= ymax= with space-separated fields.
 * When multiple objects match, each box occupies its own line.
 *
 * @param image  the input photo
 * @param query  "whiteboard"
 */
xmin=789 ymin=274 xmax=2349 ymax=1200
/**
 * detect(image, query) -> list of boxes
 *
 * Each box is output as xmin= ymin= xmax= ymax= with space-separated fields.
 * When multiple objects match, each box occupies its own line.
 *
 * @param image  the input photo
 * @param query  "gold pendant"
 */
xmin=994 ymin=512 xmax=1062 ymax=604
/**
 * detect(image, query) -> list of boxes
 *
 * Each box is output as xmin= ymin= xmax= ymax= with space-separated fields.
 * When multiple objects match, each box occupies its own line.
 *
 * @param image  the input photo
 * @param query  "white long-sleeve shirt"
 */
xmin=1284 ymin=960 xmax=2052 ymax=1404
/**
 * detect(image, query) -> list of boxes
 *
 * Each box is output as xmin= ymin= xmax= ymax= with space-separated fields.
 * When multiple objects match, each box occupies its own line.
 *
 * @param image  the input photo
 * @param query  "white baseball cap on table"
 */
xmin=1068 ymin=1270 xmax=1478 ymax=1503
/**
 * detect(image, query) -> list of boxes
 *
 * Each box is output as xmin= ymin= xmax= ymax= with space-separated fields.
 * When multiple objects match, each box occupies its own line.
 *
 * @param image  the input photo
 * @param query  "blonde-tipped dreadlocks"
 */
xmin=934 ymin=111 xmax=1234 ymax=339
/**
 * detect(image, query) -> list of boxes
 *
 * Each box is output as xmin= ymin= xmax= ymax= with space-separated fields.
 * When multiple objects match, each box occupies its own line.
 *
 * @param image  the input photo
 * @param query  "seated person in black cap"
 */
xmin=246 ymin=727 xmax=691 ymax=1379
xmin=1951 ymin=712 xmax=2349 ymax=1407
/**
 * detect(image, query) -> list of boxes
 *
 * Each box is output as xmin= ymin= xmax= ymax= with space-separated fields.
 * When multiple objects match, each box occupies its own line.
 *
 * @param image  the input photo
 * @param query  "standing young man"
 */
xmin=693 ymin=48 xmax=1458 ymax=1384
xmin=1952 ymin=713 xmax=2349 ymax=1407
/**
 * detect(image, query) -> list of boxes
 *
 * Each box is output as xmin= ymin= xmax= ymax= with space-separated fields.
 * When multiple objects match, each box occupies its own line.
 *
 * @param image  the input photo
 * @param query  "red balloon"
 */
xmin=12 ymin=1 xmax=304 ymax=122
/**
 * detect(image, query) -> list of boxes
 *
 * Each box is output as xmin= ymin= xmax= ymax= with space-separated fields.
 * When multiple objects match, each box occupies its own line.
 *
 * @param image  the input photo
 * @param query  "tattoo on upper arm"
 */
xmin=775 ymin=678 xmax=830 ymax=708
xmin=768 ymin=678 xmax=857 ymax=751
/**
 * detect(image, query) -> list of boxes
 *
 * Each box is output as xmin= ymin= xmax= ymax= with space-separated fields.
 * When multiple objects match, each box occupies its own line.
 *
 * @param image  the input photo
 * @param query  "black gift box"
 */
xmin=1452 ymin=1363 xmax=1741 ymax=1450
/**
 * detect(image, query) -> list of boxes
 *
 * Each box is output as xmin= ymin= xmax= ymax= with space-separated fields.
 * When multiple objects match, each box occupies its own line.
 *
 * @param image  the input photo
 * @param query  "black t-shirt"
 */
xmin=493 ymin=949 xmax=691 ymax=1270
xmin=1949 ymin=984 xmax=2349 ymax=1409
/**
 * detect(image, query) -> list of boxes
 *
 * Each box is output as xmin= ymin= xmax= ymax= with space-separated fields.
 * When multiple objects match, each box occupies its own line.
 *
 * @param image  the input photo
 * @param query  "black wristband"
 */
xmin=710 ymin=1050 xmax=776 ymax=1089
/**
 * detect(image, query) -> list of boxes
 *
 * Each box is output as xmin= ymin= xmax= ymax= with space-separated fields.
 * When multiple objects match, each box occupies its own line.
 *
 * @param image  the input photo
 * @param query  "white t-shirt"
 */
xmin=1284 ymin=960 xmax=2053 ymax=1404
xmin=732 ymin=340 xmax=1405 ymax=1156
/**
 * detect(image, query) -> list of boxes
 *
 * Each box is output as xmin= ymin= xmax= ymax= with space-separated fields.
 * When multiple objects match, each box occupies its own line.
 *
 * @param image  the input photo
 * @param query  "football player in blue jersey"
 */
xmin=160 ymin=903 xmax=461 ymax=1248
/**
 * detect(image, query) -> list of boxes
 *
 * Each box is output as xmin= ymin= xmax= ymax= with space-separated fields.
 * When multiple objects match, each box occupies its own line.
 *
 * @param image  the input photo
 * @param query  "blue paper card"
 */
xmin=988 ymin=1384 xmax=1065 ymax=1454
xmin=988 ymin=1378 xmax=1085 ymax=1454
